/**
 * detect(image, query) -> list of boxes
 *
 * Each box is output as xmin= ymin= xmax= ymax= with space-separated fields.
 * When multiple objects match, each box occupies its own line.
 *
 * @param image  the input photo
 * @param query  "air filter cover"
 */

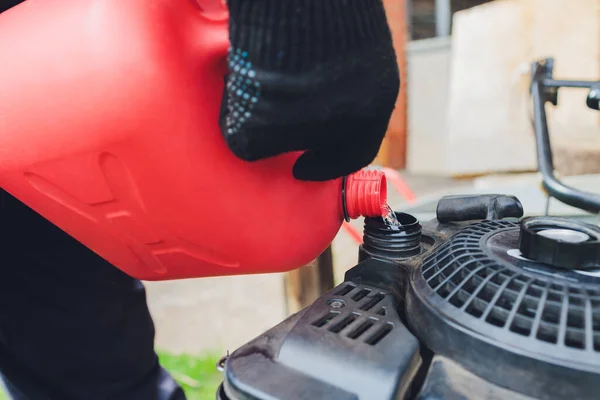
xmin=408 ymin=220 xmax=600 ymax=400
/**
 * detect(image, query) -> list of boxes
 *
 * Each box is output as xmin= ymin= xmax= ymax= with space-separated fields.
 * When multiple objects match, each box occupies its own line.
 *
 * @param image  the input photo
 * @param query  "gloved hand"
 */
xmin=220 ymin=0 xmax=400 ymax=181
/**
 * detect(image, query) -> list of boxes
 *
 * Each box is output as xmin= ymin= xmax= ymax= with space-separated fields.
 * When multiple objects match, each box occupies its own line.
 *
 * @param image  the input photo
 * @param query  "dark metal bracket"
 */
xmin=530 ymin=58 xmax=600 ymax=214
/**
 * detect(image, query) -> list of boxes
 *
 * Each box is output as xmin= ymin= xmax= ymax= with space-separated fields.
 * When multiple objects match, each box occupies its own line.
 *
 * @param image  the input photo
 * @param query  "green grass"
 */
xmin=158 ymin=351 xmax=223 ymax=400
xmin=0 ymin=352 xmax=223 ymax=400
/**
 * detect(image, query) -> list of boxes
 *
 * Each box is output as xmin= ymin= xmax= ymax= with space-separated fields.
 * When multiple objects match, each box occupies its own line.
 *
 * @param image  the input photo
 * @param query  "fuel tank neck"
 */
xmin=359 ymin=211 xmax=422 ymax=262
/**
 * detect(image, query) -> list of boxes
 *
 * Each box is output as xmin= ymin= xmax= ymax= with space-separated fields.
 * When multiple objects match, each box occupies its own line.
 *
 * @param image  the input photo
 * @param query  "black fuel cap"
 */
xmin=519 ymin=217 xmax=600 ymax=270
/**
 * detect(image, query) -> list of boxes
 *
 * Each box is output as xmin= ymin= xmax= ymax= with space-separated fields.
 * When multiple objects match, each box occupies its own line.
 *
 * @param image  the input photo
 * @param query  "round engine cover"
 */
xmin=407 ymin=220 xmax=600 ymax=400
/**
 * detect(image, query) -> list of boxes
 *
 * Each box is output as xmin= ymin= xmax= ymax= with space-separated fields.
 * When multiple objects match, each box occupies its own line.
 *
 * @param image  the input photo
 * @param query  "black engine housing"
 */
xmin=217 ymin=195 xmax=600 ymax=400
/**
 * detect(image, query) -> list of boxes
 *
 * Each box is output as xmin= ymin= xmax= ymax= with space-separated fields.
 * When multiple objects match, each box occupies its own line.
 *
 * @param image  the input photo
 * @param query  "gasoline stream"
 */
xmin=381 ymin=204 xmax=401 ymax=228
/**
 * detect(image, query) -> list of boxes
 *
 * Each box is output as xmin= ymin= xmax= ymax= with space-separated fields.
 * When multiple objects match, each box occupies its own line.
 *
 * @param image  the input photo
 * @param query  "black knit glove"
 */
xmin=219 ymin=0 xmax=400 ymax=181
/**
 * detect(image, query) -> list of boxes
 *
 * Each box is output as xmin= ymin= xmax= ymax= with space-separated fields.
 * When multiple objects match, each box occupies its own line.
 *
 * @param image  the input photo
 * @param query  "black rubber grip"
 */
xmin=436 ymin=194 xmax=524 ymax=223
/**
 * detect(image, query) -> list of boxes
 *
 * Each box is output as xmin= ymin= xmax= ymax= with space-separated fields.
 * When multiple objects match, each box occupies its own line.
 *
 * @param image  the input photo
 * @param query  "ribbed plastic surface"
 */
xmin=421 ymin=220 xmax=600 ymax=354
xmin=345 ymin=170 xmax=387 ymax=219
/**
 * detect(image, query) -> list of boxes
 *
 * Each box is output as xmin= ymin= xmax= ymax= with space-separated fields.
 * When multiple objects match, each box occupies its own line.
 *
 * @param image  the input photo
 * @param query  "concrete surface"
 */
xmin=145 ymin=272 xmax=287 ymax=354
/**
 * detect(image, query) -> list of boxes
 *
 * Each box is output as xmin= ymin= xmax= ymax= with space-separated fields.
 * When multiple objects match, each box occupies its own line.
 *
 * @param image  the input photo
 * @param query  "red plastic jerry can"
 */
xmin=0 ymin=0 xmax=386 ymax=280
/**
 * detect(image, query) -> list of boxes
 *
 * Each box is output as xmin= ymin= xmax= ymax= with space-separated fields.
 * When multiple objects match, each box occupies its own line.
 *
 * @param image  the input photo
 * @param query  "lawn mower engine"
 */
xmin=216 ymin=194 xmax=600 ymax=400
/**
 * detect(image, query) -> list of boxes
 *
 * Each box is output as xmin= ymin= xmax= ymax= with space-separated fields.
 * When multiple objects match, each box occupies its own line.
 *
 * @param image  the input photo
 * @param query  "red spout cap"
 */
xmin=343 ymin=169 xmax=387 ymax=221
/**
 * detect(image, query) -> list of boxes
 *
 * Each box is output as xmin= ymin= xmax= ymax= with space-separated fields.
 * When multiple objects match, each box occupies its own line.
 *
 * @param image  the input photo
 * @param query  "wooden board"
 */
xmin=284 ymin=246 xmax=334 ymax=314
xmin=529 ymin=0 xmax=600 ymax=176
xmin=445 ymin=0 xmax=536 ymax=176
xmin=374 ymin=0 xmax=409 ymax=169
xmin=528 ymin=0 xmax=600 ymax=129
xmin=440 ymin=0 xmax=600 ymax=177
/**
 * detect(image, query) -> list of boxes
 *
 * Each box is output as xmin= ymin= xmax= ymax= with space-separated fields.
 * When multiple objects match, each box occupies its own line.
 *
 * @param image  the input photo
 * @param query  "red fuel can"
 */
xmin=0 ymin=0 xmax=386 ymax=280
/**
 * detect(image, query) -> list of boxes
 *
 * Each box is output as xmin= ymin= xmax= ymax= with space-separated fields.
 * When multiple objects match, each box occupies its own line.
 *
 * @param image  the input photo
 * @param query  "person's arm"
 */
xmin=221 ymin=0 xmax=399 ymax=181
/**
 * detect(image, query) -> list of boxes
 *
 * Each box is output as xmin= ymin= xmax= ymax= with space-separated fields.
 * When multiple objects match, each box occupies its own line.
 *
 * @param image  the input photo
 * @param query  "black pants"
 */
xmin=0 ymin=189 xmax=186 ymax=399
xmin=0 ymin=1 xmax=185 ymax=398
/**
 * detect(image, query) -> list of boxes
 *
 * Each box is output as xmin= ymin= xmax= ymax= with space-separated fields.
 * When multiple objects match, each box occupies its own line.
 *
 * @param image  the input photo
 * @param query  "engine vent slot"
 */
xmin=329 ymin=313 xmax=359 ymax=333
xmin=312 ymin=311 xmax=340 ymax=328
xmin=309 ymin=283 xmax=396 ymax=347
xmin=365 ymin=323 xmax=393 ymax=346
xmin=352 ymin=288 xmax=371 ymax=302
xmin=420 ymin=220 xmax=600 ymax=353
xmin=360 ymin=293 xmax=386 ymax=311
xmin=348 ymin=319 xmax=376 ymax=339
xmin=335 ymin=284 xmax=356 ymax=297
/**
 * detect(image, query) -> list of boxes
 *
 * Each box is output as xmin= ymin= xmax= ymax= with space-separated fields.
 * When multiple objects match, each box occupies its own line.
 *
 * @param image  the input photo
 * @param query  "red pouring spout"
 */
xmin=344 ymin=170 xmax=388 ymax=221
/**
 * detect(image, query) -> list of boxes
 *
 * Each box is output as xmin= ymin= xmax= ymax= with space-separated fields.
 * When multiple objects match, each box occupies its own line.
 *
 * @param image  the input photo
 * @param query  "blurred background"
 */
xmin=141 ymin=0 xmax=600 ymax=398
